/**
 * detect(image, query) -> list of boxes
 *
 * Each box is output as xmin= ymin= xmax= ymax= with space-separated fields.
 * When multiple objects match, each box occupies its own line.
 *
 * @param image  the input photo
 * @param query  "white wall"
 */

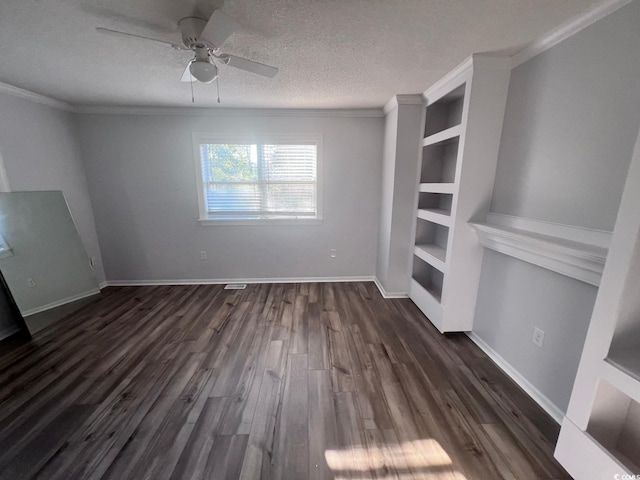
xmin=77 ymin=111 xmax=383 ymax=282
xmin=473 ymin=0 xmax=640 ymax=413
xmin=376 ymin=99 xmax=424 ymax=296
xmin=376 ymin=106 xmax=398 ymax=291
xmin=0 ymin=91 xmax=105 ymax=335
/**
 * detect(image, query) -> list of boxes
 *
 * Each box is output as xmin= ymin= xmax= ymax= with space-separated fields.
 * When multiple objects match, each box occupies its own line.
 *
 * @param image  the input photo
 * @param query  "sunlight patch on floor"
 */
xmin=325 ymin=438 xmax=468 ymax=479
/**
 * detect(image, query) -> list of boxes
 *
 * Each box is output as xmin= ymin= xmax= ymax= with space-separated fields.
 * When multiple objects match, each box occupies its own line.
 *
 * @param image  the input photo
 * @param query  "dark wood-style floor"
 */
xmin=0 ymin=282 xmax=569 ymax=480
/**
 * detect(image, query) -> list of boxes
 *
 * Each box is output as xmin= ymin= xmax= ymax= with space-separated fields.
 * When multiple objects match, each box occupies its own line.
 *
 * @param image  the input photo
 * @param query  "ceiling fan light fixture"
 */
xmin=189 ymin=60 xmax=218 ymax=83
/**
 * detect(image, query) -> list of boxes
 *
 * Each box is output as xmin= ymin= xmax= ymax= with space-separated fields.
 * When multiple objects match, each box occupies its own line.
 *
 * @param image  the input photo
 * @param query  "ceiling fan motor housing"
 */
xmin=178 ymin=17 xmax=207 ymax=48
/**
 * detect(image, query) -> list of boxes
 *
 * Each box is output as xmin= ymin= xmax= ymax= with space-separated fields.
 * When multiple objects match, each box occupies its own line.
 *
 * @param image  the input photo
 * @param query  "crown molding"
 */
xmin=510 ymin=0 xmax=634 ymax=68
xmin=383 ymin=94 xmax=424 ymax=115
xmin=73 ymin=105 xmax=385 ymax=117
xmin=0 ymin=81 xmax=73 ymax=111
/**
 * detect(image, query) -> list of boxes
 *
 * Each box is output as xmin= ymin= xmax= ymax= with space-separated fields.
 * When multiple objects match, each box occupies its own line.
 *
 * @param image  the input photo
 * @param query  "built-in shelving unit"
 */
xmin=408 ymin=54 xmax=511 ymax=333
xmin=555 ymin=128 xmax=640 ymax=479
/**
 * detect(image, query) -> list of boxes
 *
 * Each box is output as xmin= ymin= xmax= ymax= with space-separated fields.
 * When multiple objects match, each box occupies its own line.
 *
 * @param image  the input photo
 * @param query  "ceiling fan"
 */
xmin=96 ymin=11 xmax=278 ymax=84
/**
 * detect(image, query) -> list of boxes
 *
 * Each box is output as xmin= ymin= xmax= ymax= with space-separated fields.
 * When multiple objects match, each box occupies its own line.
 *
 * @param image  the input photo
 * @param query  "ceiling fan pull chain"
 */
xmin=216 ymin=76 xmax=221 ymax=104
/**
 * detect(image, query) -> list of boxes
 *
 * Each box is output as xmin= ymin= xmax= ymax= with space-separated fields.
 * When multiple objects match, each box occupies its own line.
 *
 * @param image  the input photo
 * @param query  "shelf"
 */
xmin=409 ymin=278 xmax=443 ymax=330
xmin=418 ymin=192 xmax=452 ymax=216
xmin=419 ymin=183 xmax=455 ymax=194
xmin=423 ymin=125 xmax=463 ymax=147
xmin=607 ymin=349 xmax=640 ymax=384
xmin=471 ymin=220 xmax=608 ymax=286
xmin=417 ymin=208 xmax=452 ymax=227
xmin=556 ymin=419 xmax=633 ymax=479
xmin=424 ymin=83 xmax=465 ymax=138
xmin=412 ymin=255 xmax=444 ymax=301
xmin=586 ymin=379 xmax=640 ymax=473
xmin=420 ymin=137 xmax=459 ymax=184
xmin=414 ymin=244 xmax=447 ymax=272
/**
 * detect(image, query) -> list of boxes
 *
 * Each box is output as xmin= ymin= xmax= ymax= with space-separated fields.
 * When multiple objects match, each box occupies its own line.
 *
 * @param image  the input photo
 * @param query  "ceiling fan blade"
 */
xmin=199 ymin=10 xmax=238 ymax=49
xmin=218 ymin=54 xmax=278 ymax=78
xmin=96 ymin=27 xmax=188 ymax=50
xmin=180 ymin=62 xmax=195 ymax=82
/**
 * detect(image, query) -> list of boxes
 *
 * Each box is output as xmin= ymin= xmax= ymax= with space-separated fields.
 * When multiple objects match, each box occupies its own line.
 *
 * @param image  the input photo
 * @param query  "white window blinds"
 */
xmin=198 ymin=141 xmax=318 ymax=220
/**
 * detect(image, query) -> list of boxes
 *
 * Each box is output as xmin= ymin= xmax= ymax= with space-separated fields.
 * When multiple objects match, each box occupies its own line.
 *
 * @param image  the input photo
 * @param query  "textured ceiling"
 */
xmin=0 ymin=0 xmax=601 ymax=108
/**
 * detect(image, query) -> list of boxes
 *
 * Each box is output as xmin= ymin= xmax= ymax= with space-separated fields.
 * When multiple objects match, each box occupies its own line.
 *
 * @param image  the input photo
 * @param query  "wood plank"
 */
xmin=308 ymin=369 xmax=338 ymax=480
xmin=326 ymin=312 xmax=355 ymax=392
xmin=220 ymin=321 xmax=274 ymax=435
xmin=202 ymin=434 xmax=248 ymax=480
xmin=239 ymin=340 xmax=288 ymax=480
xmin=347 ymin=324 xmax=393 ymax=430
xmin=334 ymin=391 xmax=373 ymax=479
xmin=272 ymin=354 xmax=309 ymax=480
xmin=291 ymin=295 xmax=309 ymax=354
xmin=169 ymin=397 xmax=233 ymax=480
xmin=307 ymin=302 xmax=329 ymax=370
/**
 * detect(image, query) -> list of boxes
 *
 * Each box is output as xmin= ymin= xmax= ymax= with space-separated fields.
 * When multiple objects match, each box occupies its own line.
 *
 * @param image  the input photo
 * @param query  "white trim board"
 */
xmin=105 ymin=276 xmax=376 ymax=287
xmin=467 ymin=332 xmax=565 ymax=425
xmin=21 ymin=288 xmax=101 ymax=317
xmin=373 ymin=277 xmax=409 ymax=299
xmin=383 ymin=94 xmax=424 ymax=115
xmin=0 ymin=81 xmax=73 ymax=111
xmin=510 ymin=0 xmax=634 ymax=68
xmin=470 ymin=215 xmax=609 ymax=287
xmin=486 ymin=213 xmax=612 ymax=249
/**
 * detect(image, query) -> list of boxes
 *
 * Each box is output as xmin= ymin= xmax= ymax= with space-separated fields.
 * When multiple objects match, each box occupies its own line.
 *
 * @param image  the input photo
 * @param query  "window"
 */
xmin=193 ymin=134 xmax=322 ymax=224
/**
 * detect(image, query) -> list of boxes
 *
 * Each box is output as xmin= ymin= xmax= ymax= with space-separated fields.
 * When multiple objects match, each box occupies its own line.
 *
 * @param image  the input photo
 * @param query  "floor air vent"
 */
xmin=224 ymin=284 xmax=247 ymax=290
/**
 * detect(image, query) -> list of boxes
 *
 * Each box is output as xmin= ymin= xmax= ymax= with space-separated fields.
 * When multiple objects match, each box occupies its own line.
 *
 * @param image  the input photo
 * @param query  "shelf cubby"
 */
xmin=586 ymin=379 xmax=640 ymax=473
xmin=412 ymin=255 xmax=444 ymax=302
xmin=420 ymin=137 xmax=459 ymax=184
xmin=424 ymin=84 xmax=466 ymax=137
xmin=418 ymin=192 xmax=453 ymax=216
xmin=414 ymin=217 xmax=449 ymax=273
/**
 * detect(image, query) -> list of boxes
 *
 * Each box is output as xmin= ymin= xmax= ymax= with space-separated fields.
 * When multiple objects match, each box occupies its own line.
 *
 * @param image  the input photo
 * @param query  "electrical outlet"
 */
xmin=200 ymin=251 xmax=207 ymax=260
xmin=27 ymin=278 xmax=36 ymax=288
xmin=329 ymin=248 xmax=337 ymax=258
xmin=533 ymin=327 xmax=545 ymax=347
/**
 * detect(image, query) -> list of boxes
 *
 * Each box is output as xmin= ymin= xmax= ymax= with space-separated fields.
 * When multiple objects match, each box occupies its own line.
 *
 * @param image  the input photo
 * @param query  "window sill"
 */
xmin=198 ymin=218 xmax=323 ymax=226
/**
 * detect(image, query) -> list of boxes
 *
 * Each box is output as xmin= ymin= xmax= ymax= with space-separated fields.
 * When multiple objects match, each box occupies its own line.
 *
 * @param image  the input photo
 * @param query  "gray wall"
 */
xmin=490 ymin=1 xmax=640 ymax=231
xmin=474 ymin=0 xmax=640 ymax=413
xmin=77 ymin=112 xmax=383 ymax=282
xmin=0 ymin=94 xmax=105 ymax=284
xmin=0 ymin=93 xmax=105 ymax=336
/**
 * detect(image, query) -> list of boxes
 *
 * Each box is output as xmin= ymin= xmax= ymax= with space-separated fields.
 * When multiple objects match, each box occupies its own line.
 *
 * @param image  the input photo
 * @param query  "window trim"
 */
xmin=192 ymin=133 xmax=323 ymax=226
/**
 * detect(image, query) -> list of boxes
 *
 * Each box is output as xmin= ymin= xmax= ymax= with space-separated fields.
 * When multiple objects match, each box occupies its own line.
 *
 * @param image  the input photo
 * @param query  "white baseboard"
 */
xmin=98 ymin=281 xmax=108 ymax=289
xmin=373 ymin=277 xmax=409 ymax=299
xmin=0 ymin=324 xmax=20 ymax=341
xmin=22 ymin=288 xmax=101 ymax=317
xmin=466 ymin=332 xmax=565 ymax=425
xmin=105 ymin=276 xmax=376 ymax=287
